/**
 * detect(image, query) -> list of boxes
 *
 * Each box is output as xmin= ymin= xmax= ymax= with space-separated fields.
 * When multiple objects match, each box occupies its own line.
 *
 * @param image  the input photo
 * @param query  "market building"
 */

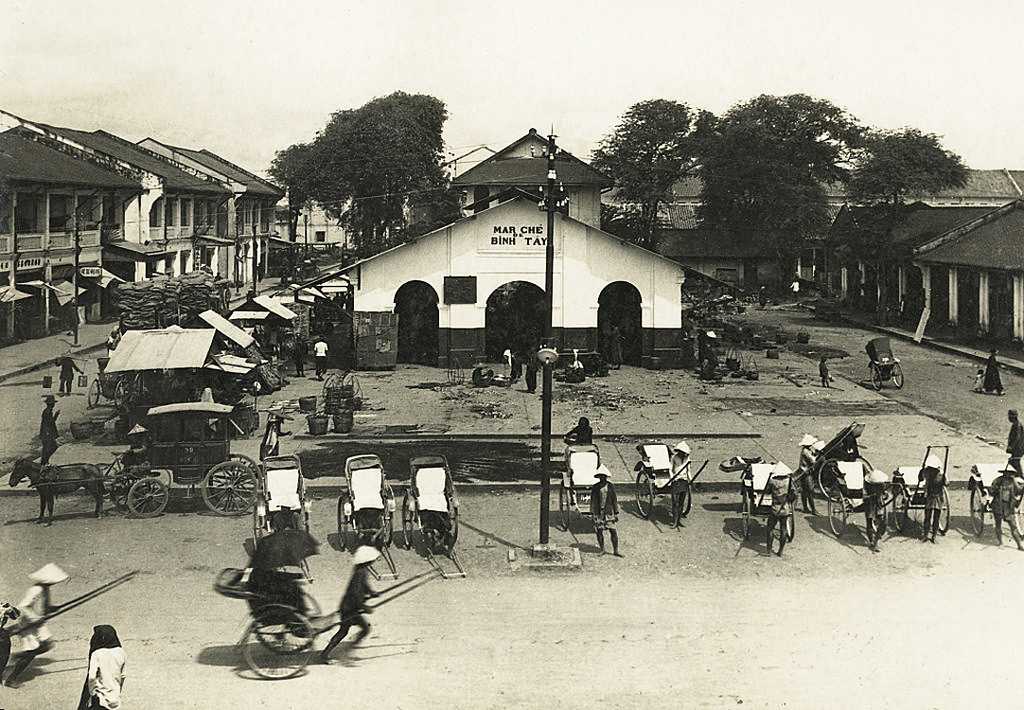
xmin=334 ymin=129 xmax=686 ymax=369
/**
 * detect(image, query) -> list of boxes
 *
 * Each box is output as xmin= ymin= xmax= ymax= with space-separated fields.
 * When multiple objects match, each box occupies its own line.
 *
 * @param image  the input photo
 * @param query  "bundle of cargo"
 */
xmin=114 ymin=272 xmax=230 ymax=330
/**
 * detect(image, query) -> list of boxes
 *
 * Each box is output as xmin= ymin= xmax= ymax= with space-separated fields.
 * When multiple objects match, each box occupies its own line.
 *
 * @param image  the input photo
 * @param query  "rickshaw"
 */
xmin=253 ymin=455 xmax=311 ymax=542
xmin=969 ymin=463 xmax=1024 ymax=536
xmin=336 ymin=454 xmax=398 ymax=579
xmin=890 ymin=446 xmax=950 ymax=535
xmin=86 ymin=361 xmax=140 ymax=410
xmin=559 ymin=444 xmax=610 ymax=530
xmin=633 ymin=443 xmax=708 ymax=525
xmin=737 ymin=460 xmax=795 ymax=552
xmin=401 ymin=455 xmax=465 ymax=578
xmin=106 ymin=401 xmax=259 ymax=518
xmin=866 ymin=336 xmax=904 ymax=390
xmin=814 ymin=422 xmax=873 ymax=502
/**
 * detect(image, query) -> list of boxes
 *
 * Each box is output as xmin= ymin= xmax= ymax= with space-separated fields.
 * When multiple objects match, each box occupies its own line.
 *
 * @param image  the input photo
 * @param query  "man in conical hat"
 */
xmin=320 ymin=546 xmax=379 ymax=664
xmin=920 ymin=453 xmax=946 ymax=543
xmin=4 ymin=564 xmax=68 ymax=686
xmin=765 ymin=462 xmax=795 ymax=557
xmin=795 ymin=435 xmax=820 ymax=514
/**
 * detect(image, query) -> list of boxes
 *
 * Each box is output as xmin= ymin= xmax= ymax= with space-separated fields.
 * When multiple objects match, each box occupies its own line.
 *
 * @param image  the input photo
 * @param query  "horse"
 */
xmin=8 ymin=458 xmax=105 ymax=525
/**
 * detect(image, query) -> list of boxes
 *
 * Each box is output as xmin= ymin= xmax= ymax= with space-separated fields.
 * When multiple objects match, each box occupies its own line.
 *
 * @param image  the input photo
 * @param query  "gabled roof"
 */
xmin=452 ymin=129 xmax=611 ymax=188
xmin=154 ymin=142 xmax=282 ymax=197
xmin=831 ymin=203 xmax=996 ymax=251
xmin=0 ymin=128 xmax=142 ymax=189
xmin=43 ymin=126 xmax=229 ymax=194
xmin=914 ymin=200 xmax=1024 ymax=270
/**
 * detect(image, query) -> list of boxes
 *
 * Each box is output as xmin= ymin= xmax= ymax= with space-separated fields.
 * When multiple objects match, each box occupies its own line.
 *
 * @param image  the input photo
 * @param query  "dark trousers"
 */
xmin=510 ymin=359 xmax=522 ymax=383
xmin=799 ymin=474 xmax=817 ymax=513
xmin=994 ymin=509 xmax=1023 ymax=547
xmin=766 ymin=513 xmax=789 ymax=555
xmin=315 ymin=356 xmax=326 ymax=379
xmin=0 ymin=630 xmax=10 ymax=681
xmin=820 ymin=375 xmax=829 ymax=388
xmin=40 ymin=438 xmax=58 ymax=466
xmin=923 ymin=509 xmax=941 ymax=538
xmin=864 ymin=498 xmax=885 ymax=548
xmin=525 ymin=366 xmax=537 ymax=393
xmin=59 ymin=376 xmax=72 ymax=394
xmin=595 ymin=527 xmax=619 ymax=554
xmin=322 ymin=610 xmax=371 ymax=657
xmin=294 ymin=356 xmax=304 ymax=377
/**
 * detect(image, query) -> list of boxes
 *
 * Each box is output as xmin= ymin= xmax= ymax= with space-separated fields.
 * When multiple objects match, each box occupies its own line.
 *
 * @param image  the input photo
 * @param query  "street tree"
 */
xmin=311 ymin=91 xmax=449 ymax=257
xmin=592 ymin=99 xmax=713 ymax=249
xmin=698 ymin=94 xmax=864 ymax=275
xmin=268 ymin=142 xmax=317 ymax=241
xmin=845 ymin=128 xmax=968 ymax=319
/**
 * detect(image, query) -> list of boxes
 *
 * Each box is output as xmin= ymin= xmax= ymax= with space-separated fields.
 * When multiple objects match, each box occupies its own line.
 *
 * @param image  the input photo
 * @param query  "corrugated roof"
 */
xmin=453 ymin=130 xmax=611 ymax=188
xmin=106 ymin=327 xmax=215 ymax=372
xmin=916 ymin=203 xmax=1024 ymax=270
xmin=162 ymin=144 xmax=282 ymax=197
xmin=0 ymin=129 xmax=141 ymax=189
xmin=45 ymin=127 xmax=229 ymax=194
xmin=197 ymin=309 xmax=256 ymax=349
xmin=657 ymin=229 xmax=772 ymax=260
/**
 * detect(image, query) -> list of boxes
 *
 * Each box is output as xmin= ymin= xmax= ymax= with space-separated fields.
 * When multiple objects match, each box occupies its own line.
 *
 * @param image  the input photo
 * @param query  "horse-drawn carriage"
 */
xmin=105 ymin=401 xmax=259 ymax=517
xmin=866 ymin=337 xmax=904 ymax=390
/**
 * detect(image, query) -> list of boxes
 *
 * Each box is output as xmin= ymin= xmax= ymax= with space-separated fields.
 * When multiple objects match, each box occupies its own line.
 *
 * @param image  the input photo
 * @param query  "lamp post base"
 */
xmin=507 ymin=544 xmax=582 ymax=571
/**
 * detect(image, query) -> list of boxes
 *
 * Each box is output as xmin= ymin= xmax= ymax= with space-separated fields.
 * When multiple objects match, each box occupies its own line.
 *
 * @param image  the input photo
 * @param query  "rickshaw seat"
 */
xmin=642 ymin=445 xmax=672 ymax=473
xmin=265 ymin=467 xmax=301 ymax=511
xmin=568 ymin=451 xmax=602 ymax=487
xmin=748 ymin=463 xmax=774 ymax=493
xmin=416 ymin=467 xmax=449 ymax=513
xmin=351 ymin=467 xmax=384 ymax=510
xmin=972 ymin=464 xmax=1005 ymax=488
xmin=836 ymin=461 xmax=865 ymax=492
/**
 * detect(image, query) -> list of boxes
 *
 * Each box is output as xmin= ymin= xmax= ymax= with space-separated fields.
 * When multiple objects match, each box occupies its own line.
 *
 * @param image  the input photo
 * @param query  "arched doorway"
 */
xmin=485 ymin=281 xmax=545 ymax=361
xmin=598 ymin=281 xmax=643 ymax=367
xmin=395 ymin=281 xmax=439 ymax=365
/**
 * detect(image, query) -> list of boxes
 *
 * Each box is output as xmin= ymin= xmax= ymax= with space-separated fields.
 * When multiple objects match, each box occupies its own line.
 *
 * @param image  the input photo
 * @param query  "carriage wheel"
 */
xmin=126 ymin=477 xmax=169 ymax=518
xmin=112 ymin=377 xmax=131 ymax=410
xmin=786 ymin=513 xmax=795 ymax=542
xmin=634 ymin=472 xmax=654 ymax=519
xmin=201 ymin=461 xmax=257 ymax=516
xmin=401 ymin=494 xmax=415 ymax=549
xmin=890 ymin=487 xmax=906 ymax=533
xmin=938 ymin=488 xmax=951 ymax=534
xmin=892 ymin=363 xmax=904 ymax=390
xmin=242 ymin=605 xmax=315 ymax=680
xmin=969 ymin=489 xmax=986 ymax=536
xmin=336 ymin=495 xmax=348 ymax=541
xmin=900 ymin=494 xmax=917 ymax=534
xmin=870 ymin=364 xmax=883 ymax=390
xmin=87 ymin=380 xmax=101 ymax=409
xmin=741 ymin=493 xmax=752 ymax=539
xmin=827 ymin=496 xmax=847 ymax=537
xmin=559 ymin=487 xmax=569 ymax=531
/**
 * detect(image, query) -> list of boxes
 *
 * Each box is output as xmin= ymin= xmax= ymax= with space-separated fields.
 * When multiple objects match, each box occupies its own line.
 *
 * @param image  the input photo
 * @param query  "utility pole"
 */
xmin=72 ymin=191 xmax=80 ymax=347
xmin=539 ymin=132 xmax=559 ymax=544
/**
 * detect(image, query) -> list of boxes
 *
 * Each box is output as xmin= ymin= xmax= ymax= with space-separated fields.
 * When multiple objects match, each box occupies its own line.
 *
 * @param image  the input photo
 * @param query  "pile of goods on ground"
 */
xmin=114 ymin=272 xmax=230 ymax=329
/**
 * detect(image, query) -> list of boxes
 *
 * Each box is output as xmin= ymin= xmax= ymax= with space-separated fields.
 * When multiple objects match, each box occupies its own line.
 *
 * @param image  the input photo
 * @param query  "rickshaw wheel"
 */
xmin=126 ymin=477 xmax=169 ymax=518
xmin=827 ymin=496 xmax=847 ymax=536
xmin=869 ymin=364 xmax=883 ymax=390
xmin=382 ymin=509 xmax=394 ymax=547
xmin=938 ymin=488 xmax=951 ymax=534
xmin=786 ymin=514 xmax=795 ymax=542
xmin=634 ymin=472 xmax=654 ymax=519
xmin=401 ymin=494 xmax=415 ymax=549
xmin=890 ymin=487 xmax=906 ymax=533
xmin=87 ymin=380 xmax=100 ymax=409
xmin=559 ymin=487 xmax=569 ymax=531
xmin=243 ymin=605 xmax=315 ymax=680
xmin=336 ymin=495 xmax=348 ymax=540
xmin=741 ymin=494 xmax=752 ymax=539
xmin=816 ymin=464 xmax=842 ymax=503
xmin=449 ymin=506 xmax=460 ymax=553
xmin=969 ymin=489 xmax=986 ymax=536
xmin=202 ymin=461 xmax=257 ymax=516
xmin=892 ymin=363 xmax=904 ymax=390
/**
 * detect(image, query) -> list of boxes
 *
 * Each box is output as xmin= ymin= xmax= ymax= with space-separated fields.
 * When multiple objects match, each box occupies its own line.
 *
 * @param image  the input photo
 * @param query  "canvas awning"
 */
xmin=19 ymin=280 xmax=62 ymax=294
xmin=205 ymin=353 xmax=260 ymax=375
xmin=229 ymin=310 xmax=270 ymax=321
xmin=82 ymin=268 xmax=125 ymax=289
xmin=0 ymin=286 xmax=33 ymax=303
xmin=51 ymin=281 xmax=86 ymax=306
xmin=197 ymin=309 xmax=256 ymax=349
xmin=105 ymin=326 xmax=215 ymax=373
xmin=195 ymin=234 xmax=234 ymax=246
xmin=105 ymin=240 xmax=167 ymax=262
xmin=252 ymin=295 xmax=297 ymax=320
xmin=147 ymin=401 xmax=234 ymax=416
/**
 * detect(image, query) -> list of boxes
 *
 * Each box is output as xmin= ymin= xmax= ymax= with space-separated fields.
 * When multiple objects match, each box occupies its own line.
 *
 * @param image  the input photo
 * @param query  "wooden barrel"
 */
xmin=332 ymin=409 xmax=353 ymax=433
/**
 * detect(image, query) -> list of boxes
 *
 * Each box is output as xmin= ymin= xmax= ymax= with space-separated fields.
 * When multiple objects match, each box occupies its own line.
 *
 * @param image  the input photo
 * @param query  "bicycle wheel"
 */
xmin=242 ymin=605 xmax=315 ymax=680
xmin=970 ymin=488 xmax=986 ymax=536
xmin=634 ymin=472 xmax=654 ymax=519
xmin=828 ymin=496 xmax=847 ymax=537
xmin=892 ymin=363 xmax=904 ymax=390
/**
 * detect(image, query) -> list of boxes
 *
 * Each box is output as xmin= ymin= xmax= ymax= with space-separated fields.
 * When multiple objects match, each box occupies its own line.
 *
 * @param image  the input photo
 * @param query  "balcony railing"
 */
xmin=48 ymin=232 xmax=72 ymax=250
xmin=0 ymin=235 xmax=9 ymax=253
xmin=80 ymin=230 xmax=101 ymax=248
xmin=149 ymin=227 xmax=164 ymax=242
xmin=18 ymin=233 xmax=44 ymax=251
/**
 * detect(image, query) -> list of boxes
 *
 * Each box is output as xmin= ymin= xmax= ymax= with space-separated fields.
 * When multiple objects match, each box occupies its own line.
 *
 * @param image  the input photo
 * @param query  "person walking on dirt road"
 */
xmin=1007 ymin=409 xmax=1024 ymax=475
xmin=590 ymin=470 xmax=621 ymax=556
xmin=990 ymin=468 xmax=1024 ymax=550
xmin=320 ymin=546 xmax=379 ymax=664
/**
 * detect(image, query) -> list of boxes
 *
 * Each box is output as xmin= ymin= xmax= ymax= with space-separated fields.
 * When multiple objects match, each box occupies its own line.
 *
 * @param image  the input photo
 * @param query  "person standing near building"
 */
xmin=1007 ymin=409 xmax=1024 ymax=475
xmin=590 ymin=469 xmax=621 ymax=556
xmin=39 ymin=395 xmax=59 ymax=466
xmin=313 ymin=336 xmax=329 ymax=380
xmin=78 ymin=625 xmax=126 ymax=710
xmin=320 ymin=546 xmax=379 ymax=664
xmin=989 ymin=467 xmax=1024 ymax=550
xmin=57 ymin=352 xmax=83 ymax=396
xmin=984 ymin=349 xmax=1005 ymax=395
xmin=292 ymin=334 xmax=308 ymax=377
xmin=607 ymin=324 xmax=623 ymax=370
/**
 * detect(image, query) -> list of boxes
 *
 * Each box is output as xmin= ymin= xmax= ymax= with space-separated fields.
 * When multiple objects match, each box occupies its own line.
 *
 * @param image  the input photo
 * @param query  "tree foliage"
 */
xmin=268 ymin=141 xmax=317 ymax=240
xmin=269 ymin=91 xmax=450 ymax=258
xmin=698 ymin=94 xmax=864 ymax=267
xmin=592 ymin=99 xmax=712 ymax=249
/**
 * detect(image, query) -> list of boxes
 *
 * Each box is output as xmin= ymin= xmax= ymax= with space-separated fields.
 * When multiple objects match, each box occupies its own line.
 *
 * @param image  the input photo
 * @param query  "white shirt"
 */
xmin=88 ymin=646 xmax=127 ymax=709
xmin=313 ymin=341 xmax=328 ymax=357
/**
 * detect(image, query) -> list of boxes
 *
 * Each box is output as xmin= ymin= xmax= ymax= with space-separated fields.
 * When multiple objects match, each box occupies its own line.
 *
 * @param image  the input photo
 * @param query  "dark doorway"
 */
xmin=959 ymin=269 xmax=980 ymax=331
xmin=991 ymin=272 xmax=1013 ymax=340
xmin=395 ymin=280 xmax=439 ymax=365
xmin=598 ymin=281 xmax=643 ymax=366
xmin=485 ymin=281 xmax=545 ymax=361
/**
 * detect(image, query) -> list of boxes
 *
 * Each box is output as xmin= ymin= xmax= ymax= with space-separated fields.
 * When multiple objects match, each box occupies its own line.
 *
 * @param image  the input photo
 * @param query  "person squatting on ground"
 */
xmin=77 ymin=624 xmax=126 ymax=710
xmin=765 ymin=462 xmax=794 ymax=556
xmin=58 ymin=352 xmax=84 ymax=396
xmin=590 ymin=469 xmax=621 ymax=556
xmin=1006 ymin=409 xmax=1024 ymax=475
xmin=3 ymin=563 xmax=68 ymax=687
xmin=795 ymin=435 xmax=821 ymax=515
xmin=919 ymin=454 xmax=946 ymax=543
xmin=989 ymin=468 xmax=1024 ymax=550
xmin=39 ymin=395 xmax=60 ymax=465
xmin=320 ymin=545 xmax=379 ymax=664
xmin=864 ymin=468 xmax=890 ymax=552
xmin=669 ymin=441 xmax=691 ymax=527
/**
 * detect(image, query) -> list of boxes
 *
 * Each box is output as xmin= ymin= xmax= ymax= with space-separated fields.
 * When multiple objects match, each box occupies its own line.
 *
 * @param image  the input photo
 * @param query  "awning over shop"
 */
xmin=0 ymin=286 xmax=33 ymax=303
xmin=198 ymin=309 xmax=256 ymax=349
xmin=51 ymin=281 xmax=86 ymax=306
xmin=195 ymin=234 xmax=234 ymax=246
xmin=267 ymin=237 xmax=294 ymax=250
xmin=252 ymin=295 xmax=297 ymax=320
xmin=19 ymin=280 xmax=63 ymax=295
xmin=105 ymin=326 xmax=215 ymax=373
xmin=229 ymin=310 xmax=270 ymax=321
xmin=105 ymin=240 xmax=167 ymax=262
xmin=83 ymin=268 xmax=126 ymax=289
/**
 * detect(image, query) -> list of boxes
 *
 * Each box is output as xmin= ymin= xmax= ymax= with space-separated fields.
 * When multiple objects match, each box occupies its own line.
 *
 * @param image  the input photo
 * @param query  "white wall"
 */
xmin=351 ymin=197 xmax=684 ymax=330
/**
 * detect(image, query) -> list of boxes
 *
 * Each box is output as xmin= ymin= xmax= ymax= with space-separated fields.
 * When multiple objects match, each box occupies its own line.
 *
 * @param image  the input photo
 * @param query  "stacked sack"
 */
xmin=114 ymin=272 xmax=227 ymax=329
